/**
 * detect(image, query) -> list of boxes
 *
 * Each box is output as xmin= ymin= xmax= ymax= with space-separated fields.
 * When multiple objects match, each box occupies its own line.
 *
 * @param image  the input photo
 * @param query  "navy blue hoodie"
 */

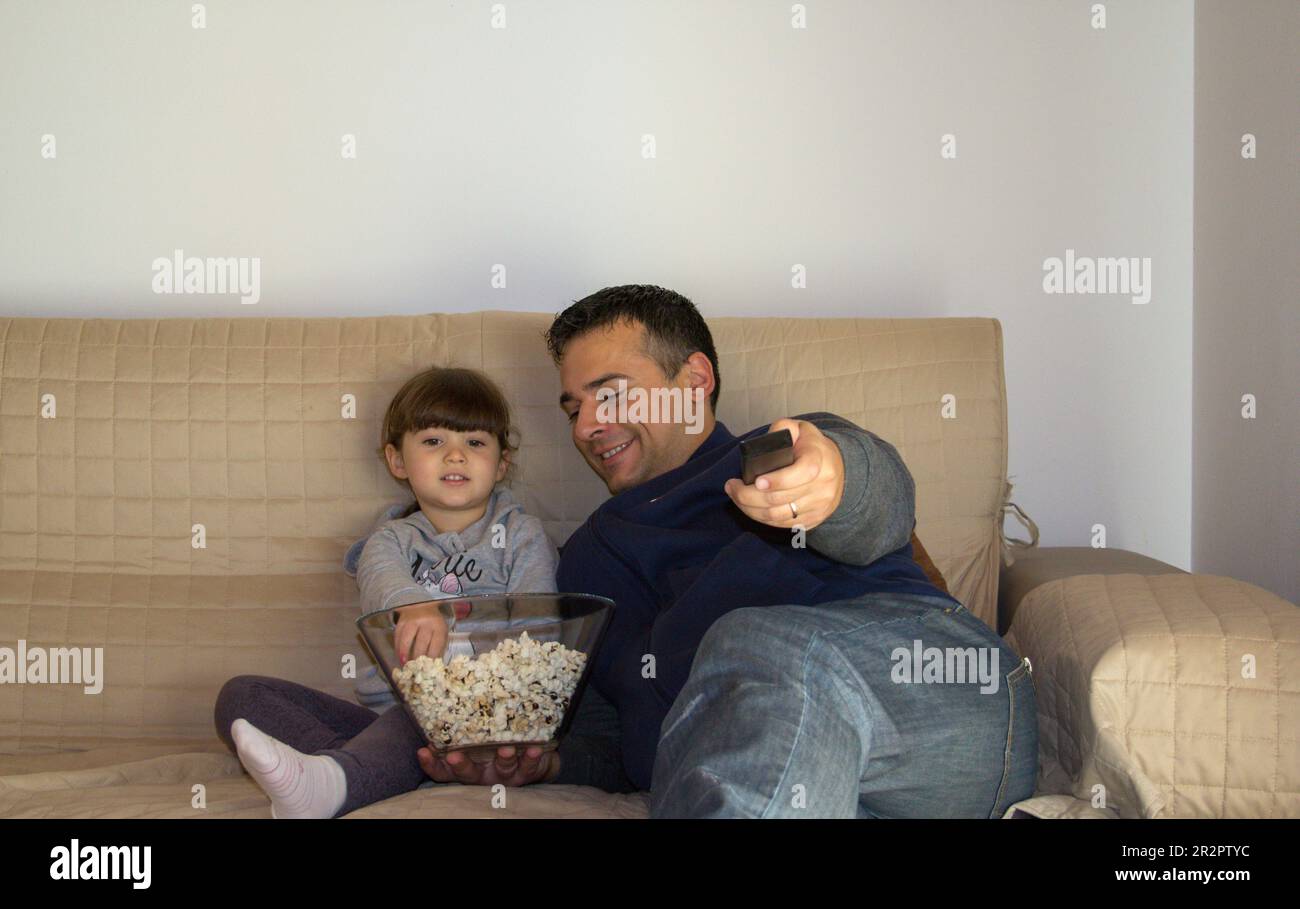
xmin=556 ymin=411 xmax=960 ymax=790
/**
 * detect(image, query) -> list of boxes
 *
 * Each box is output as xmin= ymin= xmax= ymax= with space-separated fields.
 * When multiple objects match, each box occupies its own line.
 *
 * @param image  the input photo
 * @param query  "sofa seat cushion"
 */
xmin=343 ymin=783 xmax=650 ymax=819
xmin=0 ymin=750 xmax=262 ymax=818
xmin=0 ymin=739 xmax=233 ymax=777
xmin=0 ymin=744 xmax=650 ymax=819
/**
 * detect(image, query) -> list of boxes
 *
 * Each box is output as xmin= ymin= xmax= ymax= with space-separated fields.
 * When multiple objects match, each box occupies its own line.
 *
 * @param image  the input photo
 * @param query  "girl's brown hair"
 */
xmin=377 ymin=366 xmax=519 ymax=517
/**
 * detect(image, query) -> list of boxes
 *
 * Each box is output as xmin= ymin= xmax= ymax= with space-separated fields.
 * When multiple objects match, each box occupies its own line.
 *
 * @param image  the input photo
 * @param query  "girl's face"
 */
xmin=385 ymin=425 xmax=508 ymax=513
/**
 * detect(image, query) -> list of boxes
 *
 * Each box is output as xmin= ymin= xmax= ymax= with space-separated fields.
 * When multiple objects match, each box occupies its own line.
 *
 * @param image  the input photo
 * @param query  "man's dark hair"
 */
xmin=543 ymin=284 xmax=721 ymax=414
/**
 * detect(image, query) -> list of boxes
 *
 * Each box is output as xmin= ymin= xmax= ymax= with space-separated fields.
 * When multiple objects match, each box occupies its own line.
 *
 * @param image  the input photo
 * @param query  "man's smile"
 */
xmin=596 ymin=438 xmax=635 ymax=468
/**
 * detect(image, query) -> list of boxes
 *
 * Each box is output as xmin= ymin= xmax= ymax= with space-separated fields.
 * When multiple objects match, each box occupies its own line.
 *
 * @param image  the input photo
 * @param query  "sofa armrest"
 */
xmin=1003 ymin=572 xmax=1298 ymax=818
xmin=998 ymin=546 xmax=1186 ymax=635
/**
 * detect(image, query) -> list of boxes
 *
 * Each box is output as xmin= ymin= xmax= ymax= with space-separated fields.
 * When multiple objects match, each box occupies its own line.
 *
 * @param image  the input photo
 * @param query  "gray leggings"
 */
xmin=213 ymin=675 xmax=638 ymax=817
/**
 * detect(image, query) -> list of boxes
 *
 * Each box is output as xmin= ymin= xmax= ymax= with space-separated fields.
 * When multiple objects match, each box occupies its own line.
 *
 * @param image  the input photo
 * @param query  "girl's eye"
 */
xmin=424 ymin=436 xmax=486 ymax=446
xmin=566 ymin=411 xmax=577 ymax=423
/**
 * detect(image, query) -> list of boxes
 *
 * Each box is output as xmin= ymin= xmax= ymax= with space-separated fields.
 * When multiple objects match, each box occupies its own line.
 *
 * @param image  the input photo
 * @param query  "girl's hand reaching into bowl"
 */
xmin=393 ymin=601 xmax=449 ymax=665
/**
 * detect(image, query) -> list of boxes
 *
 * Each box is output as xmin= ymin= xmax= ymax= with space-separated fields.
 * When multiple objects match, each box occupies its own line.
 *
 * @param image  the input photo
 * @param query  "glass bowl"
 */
xmin=355 ymin=593 xmax=613 ymax=764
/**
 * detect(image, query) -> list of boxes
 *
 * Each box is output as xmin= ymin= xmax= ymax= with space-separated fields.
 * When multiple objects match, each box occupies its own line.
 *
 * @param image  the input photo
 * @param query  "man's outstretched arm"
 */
xmin=797 ymin=411 xmax=916 ymax=567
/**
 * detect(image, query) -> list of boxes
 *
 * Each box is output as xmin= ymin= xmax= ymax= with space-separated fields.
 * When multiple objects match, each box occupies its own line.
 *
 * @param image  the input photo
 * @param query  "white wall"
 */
xmin=1 ymin=1 xmax=1196 ymax=569
xmin=1193 ymin=0 xmax=1299 ymax=604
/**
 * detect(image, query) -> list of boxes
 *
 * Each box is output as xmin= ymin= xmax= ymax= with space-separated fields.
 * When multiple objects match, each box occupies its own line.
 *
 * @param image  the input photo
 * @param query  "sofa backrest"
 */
xmin=0 ymin=312 xmax=1009 ymax=750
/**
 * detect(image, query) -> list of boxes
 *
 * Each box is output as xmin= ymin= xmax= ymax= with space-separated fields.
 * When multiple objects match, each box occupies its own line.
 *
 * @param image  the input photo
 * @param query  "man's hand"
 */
xmin=418 ymin=744 xmax=561 ymax=787
xmin=723 ymin=418 xmax=845 ymax=532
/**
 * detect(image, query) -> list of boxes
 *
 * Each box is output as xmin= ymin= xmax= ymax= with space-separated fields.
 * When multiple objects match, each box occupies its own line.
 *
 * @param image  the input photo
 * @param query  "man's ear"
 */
xmin=384 ymin=442 xmax=408 ymax=480
xmin=682 ymin=351 xmax=716 ymax=412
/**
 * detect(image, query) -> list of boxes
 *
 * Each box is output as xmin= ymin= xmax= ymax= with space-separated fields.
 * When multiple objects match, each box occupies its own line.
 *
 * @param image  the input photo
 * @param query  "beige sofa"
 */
xmin=0 ymin=312 xmax=1295 ymax=818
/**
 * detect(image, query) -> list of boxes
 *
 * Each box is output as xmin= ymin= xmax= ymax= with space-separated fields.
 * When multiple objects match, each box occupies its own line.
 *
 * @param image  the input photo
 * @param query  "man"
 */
xmin=419 ymin=285 xmax=1038 ymax=818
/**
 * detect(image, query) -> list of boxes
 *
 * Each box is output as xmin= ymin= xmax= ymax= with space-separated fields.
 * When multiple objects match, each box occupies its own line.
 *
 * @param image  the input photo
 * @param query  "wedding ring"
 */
xmin=789 ymin=500 xmax=799 ymax=518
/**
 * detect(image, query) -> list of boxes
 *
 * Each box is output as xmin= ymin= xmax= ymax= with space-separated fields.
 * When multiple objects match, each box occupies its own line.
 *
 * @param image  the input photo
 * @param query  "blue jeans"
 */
xmin=648 ymin=593 xmax=1039 ymax=818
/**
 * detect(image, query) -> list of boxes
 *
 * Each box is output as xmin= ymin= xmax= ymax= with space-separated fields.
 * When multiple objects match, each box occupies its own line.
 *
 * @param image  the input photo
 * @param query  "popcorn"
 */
xmin=391 ymin=631 xmax=587 ymax=748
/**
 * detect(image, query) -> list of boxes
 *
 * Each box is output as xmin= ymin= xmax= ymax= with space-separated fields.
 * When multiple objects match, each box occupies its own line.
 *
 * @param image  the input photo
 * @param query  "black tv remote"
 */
xmin=740 ymin=428 xmax=795 ymax=484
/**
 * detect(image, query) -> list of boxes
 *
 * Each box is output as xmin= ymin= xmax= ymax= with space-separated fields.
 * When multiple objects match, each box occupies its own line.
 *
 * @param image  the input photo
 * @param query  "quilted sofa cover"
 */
xmin=1006 ymin=573 xmax=1300 ymax=818
xmin=0 ymin=312 xmax=1011 ymax=816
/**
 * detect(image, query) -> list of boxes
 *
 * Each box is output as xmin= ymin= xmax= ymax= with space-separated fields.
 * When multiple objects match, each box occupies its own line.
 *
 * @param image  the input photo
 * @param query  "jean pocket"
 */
xmin=988 ymin=658 xmax=1039 ymax=818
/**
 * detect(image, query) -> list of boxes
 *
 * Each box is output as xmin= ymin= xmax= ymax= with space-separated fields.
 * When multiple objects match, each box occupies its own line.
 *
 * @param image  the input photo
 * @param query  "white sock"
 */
xmin=231 ymin=718 xmax=348 ymax=819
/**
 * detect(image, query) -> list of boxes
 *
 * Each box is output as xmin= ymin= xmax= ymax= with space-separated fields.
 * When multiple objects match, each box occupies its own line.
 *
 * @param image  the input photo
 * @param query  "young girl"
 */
xmin=213 ymin=366 xmax=560 ymax=818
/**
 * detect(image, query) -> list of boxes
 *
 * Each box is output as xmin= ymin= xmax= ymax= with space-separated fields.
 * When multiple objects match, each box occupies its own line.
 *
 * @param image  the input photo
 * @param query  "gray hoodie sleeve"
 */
xmin=343 ymin=502 xmax=410 ymax=579
xmin=355 ymin=526 xmax=437 ymax=617
xmin=506 ymin=514 xmax=560 ymax=594
xmin=796 ymin=411 xmax=917 ymax=567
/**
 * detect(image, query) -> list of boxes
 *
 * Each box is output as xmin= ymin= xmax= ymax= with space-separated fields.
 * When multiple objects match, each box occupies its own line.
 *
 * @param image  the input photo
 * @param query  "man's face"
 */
xmin=558 ymin=319 xmax=715 ymax=495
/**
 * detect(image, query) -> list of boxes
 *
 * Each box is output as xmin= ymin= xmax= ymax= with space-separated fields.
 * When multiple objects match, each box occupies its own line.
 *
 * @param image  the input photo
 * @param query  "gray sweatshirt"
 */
xmin=343 ymin=485 xmax=560 ymax=616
